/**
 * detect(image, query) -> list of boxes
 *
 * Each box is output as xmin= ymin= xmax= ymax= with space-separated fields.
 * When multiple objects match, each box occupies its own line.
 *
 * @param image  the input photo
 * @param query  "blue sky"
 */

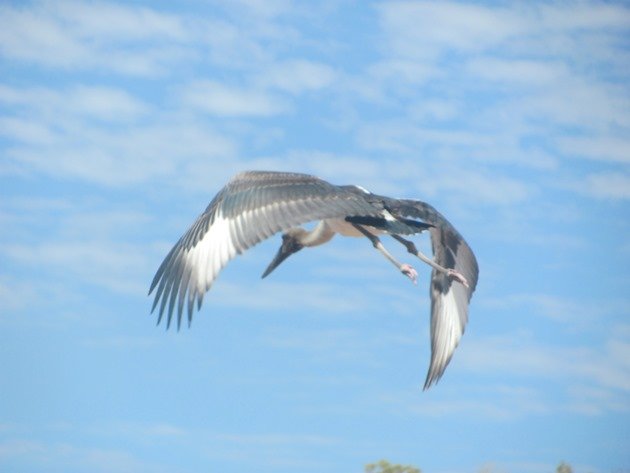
xmin=0 ymin=1 xmax=629 ymax=472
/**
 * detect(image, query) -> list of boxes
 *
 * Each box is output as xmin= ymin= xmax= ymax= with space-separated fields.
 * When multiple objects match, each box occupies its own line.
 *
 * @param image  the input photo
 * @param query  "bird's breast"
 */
xmin=323 ymin=218 xmax=383 ymax=237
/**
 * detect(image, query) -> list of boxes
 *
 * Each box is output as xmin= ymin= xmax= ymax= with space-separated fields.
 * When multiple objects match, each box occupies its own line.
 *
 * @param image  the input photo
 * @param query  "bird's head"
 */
xmin=261 ymin=229 xmax=306 ymax=278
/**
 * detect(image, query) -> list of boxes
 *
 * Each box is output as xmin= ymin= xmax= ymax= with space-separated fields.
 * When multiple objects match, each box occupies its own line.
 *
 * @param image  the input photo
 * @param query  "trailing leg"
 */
xmin=391 ymin=234 xmax=469 ymax=288
xmin=351 ymin=224 xmax=418 ymax=284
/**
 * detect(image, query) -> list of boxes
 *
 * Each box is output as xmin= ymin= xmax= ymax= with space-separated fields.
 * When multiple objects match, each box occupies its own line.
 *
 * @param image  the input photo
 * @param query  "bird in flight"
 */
xmin=149 ymin=170 xmax=479 ymax=389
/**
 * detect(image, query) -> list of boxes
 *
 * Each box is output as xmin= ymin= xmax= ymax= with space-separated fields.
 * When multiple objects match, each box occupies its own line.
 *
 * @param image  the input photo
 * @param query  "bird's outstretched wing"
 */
xmin=149 ymin=171 xmax=382 ymax=329
xmin=424 ymin=224 xmax=478 ymax=389
xmin=384 ymin=198 xmax=479 ymax=389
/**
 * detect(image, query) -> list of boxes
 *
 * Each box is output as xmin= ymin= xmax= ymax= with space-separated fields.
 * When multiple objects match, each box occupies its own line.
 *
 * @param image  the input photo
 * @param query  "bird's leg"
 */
xmin=390 ymin=235 xmax=469 ymax=288
xmin=351 ymin=224 xmax=418 ymax=284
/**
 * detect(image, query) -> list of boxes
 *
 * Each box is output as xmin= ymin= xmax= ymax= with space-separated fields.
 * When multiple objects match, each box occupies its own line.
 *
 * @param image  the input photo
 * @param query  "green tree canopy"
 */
xmin=365 ymin=459 xmax=421 ymax=473
xmin=556 ymin=462 xmax=573 ymax=473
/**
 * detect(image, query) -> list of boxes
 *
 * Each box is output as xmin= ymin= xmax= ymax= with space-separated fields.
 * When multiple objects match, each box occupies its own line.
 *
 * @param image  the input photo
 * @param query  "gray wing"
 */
xmin=424 ymin=224 xmax=478 ymax=389
xmin=383 ymin=198 xmax=479 ymax=389
xmin=149 ymin=171 xmax=382 ymax=329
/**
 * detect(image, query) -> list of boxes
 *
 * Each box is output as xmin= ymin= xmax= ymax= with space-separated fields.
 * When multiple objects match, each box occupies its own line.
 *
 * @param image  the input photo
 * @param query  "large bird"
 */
xmin=149 ymin=170 xmax=478 ymax=389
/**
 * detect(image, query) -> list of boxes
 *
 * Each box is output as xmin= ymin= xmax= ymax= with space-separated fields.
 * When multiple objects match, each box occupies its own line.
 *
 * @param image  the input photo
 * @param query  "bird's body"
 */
xmin=149 ymin=170 xmax=479 ymax=389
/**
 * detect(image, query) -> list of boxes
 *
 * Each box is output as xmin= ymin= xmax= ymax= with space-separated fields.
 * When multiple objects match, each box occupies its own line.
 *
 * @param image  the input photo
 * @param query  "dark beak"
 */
xmin=261 ymin=235 xmax=304 ymax=278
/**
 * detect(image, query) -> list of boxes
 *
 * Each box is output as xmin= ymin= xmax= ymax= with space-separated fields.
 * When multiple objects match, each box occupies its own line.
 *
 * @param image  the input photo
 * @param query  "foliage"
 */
xmin=556 ymin=462 xmax=573 ymax=473
xmin=365 ymin=459 xmax=421 ymax=473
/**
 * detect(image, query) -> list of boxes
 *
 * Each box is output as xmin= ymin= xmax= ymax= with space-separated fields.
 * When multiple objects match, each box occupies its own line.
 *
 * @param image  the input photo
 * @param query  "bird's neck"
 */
xmin=301 ymin=220 xmax=336 ymax=247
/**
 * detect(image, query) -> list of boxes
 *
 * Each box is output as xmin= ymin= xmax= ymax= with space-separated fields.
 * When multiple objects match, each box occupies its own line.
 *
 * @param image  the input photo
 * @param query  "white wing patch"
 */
xmin=193 ymin=209 xmax=237 ymax=295
xmin=381 ymin=209 xmax=396 ymax=222
xmin=425 ymin=284 xmax=466 ymax=389
xmin=353 ymin=185 xmax=371 ymax=194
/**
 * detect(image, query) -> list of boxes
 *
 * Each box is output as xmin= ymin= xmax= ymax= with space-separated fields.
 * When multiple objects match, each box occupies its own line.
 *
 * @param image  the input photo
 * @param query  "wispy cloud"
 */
xmin=0 ymin=197 xmax=159 ymax=298
xmin=0 ymin=82 xmax=236 ymax=186
xmin=556 ymin=135 xmax=630 ymax=165
xmin=363 ymin=0 xmax=630 ymax=213
xmin=382 ymin=384 xmax=551 ymax=421
xmin=579 ymin=172 xmax=630 ymax=200
xmin=0 ymin=0 xmax=190 ymax=75
xmin=480 ymin=293 xmax=627 ymax=326
xmin=259 ymin=59 xmax=336 ymax=94
xmin=0 ymin=439 xmax=170 ymax=473
xmin=3 ymin=240 xmax=149 ymax=295
xmin=466 ymin=58 xmax=569 ymax=86
xmin=378 ymin=2 xmax=523 ymax=60
xmin=212 ymin=277 xmax=419 ymax=316
xmin=0 ymin=421 xmax=340 ymax=473
xmin=378 ymin=1 xmax=630 ymax=62
xmin=460 ymin=330 xmax=630 ymax=409
xmin=182 ymin=80 xmax=289 ymax=117
xmin=0 ymin=84 xmax=149 ymax=124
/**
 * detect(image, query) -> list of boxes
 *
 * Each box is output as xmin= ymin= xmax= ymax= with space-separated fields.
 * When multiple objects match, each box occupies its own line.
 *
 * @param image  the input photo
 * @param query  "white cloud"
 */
xmin=87 ymin=421 xmax=187 ymax=439
xmin=0 ymin=440 xmax=45 ymax=459
xmin=537 ymin=2 xmax=630 ymax=31
xmin=356 ymin=122 xmax=495 ymax=153
xmin=0 ymin=0 xmax=190 ymax=75
xmin=557 ymin=172 xmax=630 ymax=201
xmin=379 ymin=1 xmax=630 ymax=62
xmin=182 ymin=80 xmax=289 ymax=116
xmin=0 ymin=201 xmax=128 ymax=318
xmin=260 ymin=59 xmax=336 ymax=94
xmin=69 ymin=85 xmax=149 ymax=121
xmin=369 ymin=60 xmax=439 ymax=86
xmin=555 ymin=135 xmax=630 ymax=165
xmin=262 ymin=327 xmax=383 ymax=365
xmin=0 ymin=116 xmax=57 ymax=144
xmin=251 ymin=149 xmax=532 ymax=206
xmin=413 ymin=164 xmax=531 ymax=205
xmin=362 ymin=0 xmax=630 ymax=214
xmin=212 ymin=432 xmax=337 ymax=447
xmin=466 ymin=58 xmax=568 ymax=86
xmin=583 ymin=172 xmax=630 ymax=200
xmin=51 ymin=0 xmax=188 ymax=41
xmin=0 ymin=420 xmax=338 ymax=473
xmin=378 ymin=1 xmax=523 ymax=59
xmin=398 ymin=385 xmax=550 ymax=420
xmin=378 ymin=326 xmax=630 ymax=420
xmin=213 ymin=280 xmax=383 ymax=315
xmin=462 ymin=330 xmax=630 ymax=395
xmin=0 ymin=82 xmax=236 ymax=187
xmin=3 ymin=240 xmax=149 ymax=295
xmin=247 ymin=151 xmax=403 ymax=196
xmin=480 ymin=293 xmax=624 ymax=326
xmin=0 ymin=439 xmax=169 ymax=473
xmin=0 ymin=5 xmax=89 ymax=68
xmin=407 ymin=98 xmax=461 ymax=122
xmin=0 ymin=278 xmax=39 ymax=312
xmin=0 ymin=83 xmax=149 ymax=123
xmin=523 ymin=79 xmax=630 ymax=130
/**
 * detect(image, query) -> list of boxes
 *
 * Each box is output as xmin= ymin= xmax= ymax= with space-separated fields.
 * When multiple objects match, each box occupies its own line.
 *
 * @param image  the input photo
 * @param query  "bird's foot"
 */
xmin=447 ymin=269 xmax=469 ymax=288
xmin=401 ymin=263 xmax=418 ymax=285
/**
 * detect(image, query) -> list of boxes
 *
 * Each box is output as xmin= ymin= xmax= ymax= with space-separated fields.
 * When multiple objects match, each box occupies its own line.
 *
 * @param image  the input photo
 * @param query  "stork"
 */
xmin=149 ymin=170 xmax=479 ymax=389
